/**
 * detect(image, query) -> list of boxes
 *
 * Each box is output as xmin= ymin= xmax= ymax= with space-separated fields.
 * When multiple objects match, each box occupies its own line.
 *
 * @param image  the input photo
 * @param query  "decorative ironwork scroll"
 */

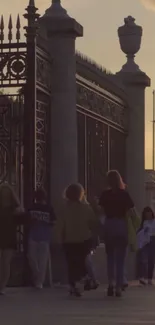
xmin=36 ymin=48 xmax=52 ymax=93
xmin=36 ymin=97 xmax=50 ymax=193
xmin=0 ymin=15 xmax=26 ymax=87
xmin=0 ymin=95 xmax=23 ymax=197
xmin=77 ymin=82 xmax=127 ymax=130
xmin=77 ymin=108 xmax=108 ymax=199
xmin=86 ymin=117 xmax=108 ymax=198
xmin=77 ymin=77 xmax=128 ymax=197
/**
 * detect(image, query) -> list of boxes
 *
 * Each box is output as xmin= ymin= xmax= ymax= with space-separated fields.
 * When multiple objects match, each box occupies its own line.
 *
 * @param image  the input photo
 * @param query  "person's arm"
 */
xmin=91 ymin=194 xmax=105 ymax=216
xmin=13 ymin=204 xmax=26 ymax=225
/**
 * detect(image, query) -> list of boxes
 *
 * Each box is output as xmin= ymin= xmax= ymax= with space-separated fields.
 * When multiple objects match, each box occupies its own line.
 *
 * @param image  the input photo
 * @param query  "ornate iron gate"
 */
xmin=0 ymin=1 xmax=51 ymax=285
xmin=0 ymin=1 xmax=51 ymax=207
xmin=0 ymin=13 xmax=26 ymax=199
xmin=0 ymin=95 xmax=23 ymax=199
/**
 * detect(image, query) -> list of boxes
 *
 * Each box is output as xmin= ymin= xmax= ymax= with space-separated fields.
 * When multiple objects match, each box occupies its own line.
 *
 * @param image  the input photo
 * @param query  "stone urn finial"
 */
xmin=118 ymin=16 xmax=143 ymax=72
xmin=44 ymin=0 xmax=68 ymax=17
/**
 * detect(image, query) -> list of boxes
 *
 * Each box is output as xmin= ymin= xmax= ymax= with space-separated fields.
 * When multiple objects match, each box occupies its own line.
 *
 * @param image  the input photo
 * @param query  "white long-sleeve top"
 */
xmin=137 ymin=220 xmax=155 ymax=250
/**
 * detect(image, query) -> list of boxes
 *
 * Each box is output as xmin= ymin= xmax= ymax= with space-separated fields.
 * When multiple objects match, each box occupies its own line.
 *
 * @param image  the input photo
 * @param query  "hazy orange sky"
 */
xmin=2 ymin=0 xmax=155 ymax=168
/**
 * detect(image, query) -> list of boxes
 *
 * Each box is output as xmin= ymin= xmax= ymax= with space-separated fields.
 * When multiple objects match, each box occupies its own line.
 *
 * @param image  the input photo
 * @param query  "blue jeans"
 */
xmin=137 ymin=237 xmax=155 ymax=280
xmin=105 ymin=241 xmax=127 ymax=288
xmin=104 ymin=218 xmax=128 ymax=288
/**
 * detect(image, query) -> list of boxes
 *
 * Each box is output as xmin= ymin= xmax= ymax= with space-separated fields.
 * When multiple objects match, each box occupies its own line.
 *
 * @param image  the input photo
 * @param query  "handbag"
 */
xmin=126 ymin=208 xmax=140 ymax=252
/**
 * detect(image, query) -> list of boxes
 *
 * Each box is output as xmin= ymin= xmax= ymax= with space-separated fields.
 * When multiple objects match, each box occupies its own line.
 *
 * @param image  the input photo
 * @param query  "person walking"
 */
xmin=28 ymin=188 xmax=55 ymax=289
xmin=137 ymin=206 xmax=155 ymax=285
xmin=99 ymin=170 xmax=136 ymax=297
xmin=0 ymin=184 xmax=24 ymax=295
xmin=56 ymin=183 xmax=98 ymax=297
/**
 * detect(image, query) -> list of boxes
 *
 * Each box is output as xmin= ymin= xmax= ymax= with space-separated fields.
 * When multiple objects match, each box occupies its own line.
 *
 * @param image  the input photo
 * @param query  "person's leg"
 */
xmin=138 ymin=246 xmax=148 ymax=284
xmin=115 ymin=244 xmax=127 ymax=296
xmin=28 ymin=239 xmax=40 ymax=287
xmin=64 ymin=243 xmax=76 ymax=288
xmin=105 ymin=242 xmax=115 ymax=296
xmin=64 ymin=243 xmax=81 ymax=297
xmin=37 ymin=241 xmax=50 ymax=287
xmin=0 ymin=249 xmax=14 ymax=293
xmin=85 ymin=253 xmax=97 ymax=282
xmin=148 ymin=238 xmax=155 ymax=283
xmin=122 ymin=247 xmax=128 ymax=289
xmin=84 ymin=252 xmax=99 ymax=290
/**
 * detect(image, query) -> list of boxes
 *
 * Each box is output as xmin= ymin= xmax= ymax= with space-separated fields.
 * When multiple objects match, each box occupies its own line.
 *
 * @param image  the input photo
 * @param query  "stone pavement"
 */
xmin=1 ymin=284 xmax=155 ymax=325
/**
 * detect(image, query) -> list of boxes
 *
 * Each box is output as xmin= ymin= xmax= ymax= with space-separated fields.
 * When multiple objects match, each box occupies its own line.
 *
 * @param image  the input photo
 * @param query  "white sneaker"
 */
xmin=35 ymin=284 xmax=43 ymax=290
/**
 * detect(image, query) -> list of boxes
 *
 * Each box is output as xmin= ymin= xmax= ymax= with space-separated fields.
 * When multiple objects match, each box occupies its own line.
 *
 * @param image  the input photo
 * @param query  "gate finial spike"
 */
xmin=8 ymin=15 xmax=13 ymax=29
xmin=16 ymin=14 xmax=21 ymax=41
xmin=0 ymin=16 xmax=4 ymax=43
xmin=16 ymin=14 xmax=21 ymax=29
xmin=8 ymin=15 xmax=13 ymax=42
xmin=24 ymin=0 xmax=40 ymax=40
xmin=0 ymin=15 xmax=4 ymax=30
xmin=29 ymin=0 xmax=35 ymax=6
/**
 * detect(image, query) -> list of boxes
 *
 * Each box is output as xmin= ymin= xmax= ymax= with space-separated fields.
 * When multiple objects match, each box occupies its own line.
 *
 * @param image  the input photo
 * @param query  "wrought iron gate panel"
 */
xmin=0 ymin=94 xmax=23 ymax=198
xmin=36 ymin=92 xmax=51 ymax=198
xmin=86 ymin=116 xmax=108 ymax=199
xmin=36 ymin=46 xmax=52 ymax=202
xmin=0 ymin=2 xmax=52 ymax=286
xmin=109 ymin=127 xmax=126 ymax=181
xmin=77 ymin=77 xmax=128 ymax=197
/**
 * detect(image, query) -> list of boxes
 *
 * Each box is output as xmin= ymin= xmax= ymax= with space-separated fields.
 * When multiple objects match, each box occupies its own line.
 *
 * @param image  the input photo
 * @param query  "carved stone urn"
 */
xmin=118 ymin=16 xmax=142 ymax=72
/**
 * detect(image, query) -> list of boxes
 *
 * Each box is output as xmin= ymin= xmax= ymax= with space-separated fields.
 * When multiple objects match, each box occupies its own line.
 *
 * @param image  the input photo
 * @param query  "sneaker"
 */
xmin=148 ymin=280 xmax=153 ymax=285
xmin=69 ymin=286 xmax=82 ymax=297
xmin=84 ymin=278 xmax=92 ymax=291
xmin=139 ymin=279 xmax=146 ymax=285
xmin=107 ymin=286 xmax=114 ymax=297
xmin=35 ymin=284 xmax=43 ymax=290
xmin=91 ymin=281 xmax=99 ymax=290
xmin=115 ymin=288 xmax=122 ymax=298
xmin=122 ymin=283 xmax=128 ymax=291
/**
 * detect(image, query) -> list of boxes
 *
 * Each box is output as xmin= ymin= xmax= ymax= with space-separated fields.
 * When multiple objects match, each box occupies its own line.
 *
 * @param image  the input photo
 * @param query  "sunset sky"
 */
xmin=2 ymin=0 xmax=155 ymax=168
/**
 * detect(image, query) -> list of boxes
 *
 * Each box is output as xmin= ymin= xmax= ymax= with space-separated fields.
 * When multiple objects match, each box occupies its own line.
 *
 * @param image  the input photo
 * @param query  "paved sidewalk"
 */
xmin=1 ymin=284 xmax=155 ymax=324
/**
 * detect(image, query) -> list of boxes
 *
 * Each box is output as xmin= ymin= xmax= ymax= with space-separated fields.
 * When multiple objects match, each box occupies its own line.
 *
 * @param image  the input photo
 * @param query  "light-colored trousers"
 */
xmin=28 ymin=239 xmax=50 ymax=286
xmin=0 ymin=249 xmax=14 ymax=290
xmin=85 ymin=252 xmax=97 ymax=282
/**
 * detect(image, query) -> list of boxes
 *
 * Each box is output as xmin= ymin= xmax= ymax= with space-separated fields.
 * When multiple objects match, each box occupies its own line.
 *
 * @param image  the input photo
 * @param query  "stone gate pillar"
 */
xmin=40 ymin=0 xmax=83 ymax=206
xmin=116 ymin=16 xmax=150 ymax=214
